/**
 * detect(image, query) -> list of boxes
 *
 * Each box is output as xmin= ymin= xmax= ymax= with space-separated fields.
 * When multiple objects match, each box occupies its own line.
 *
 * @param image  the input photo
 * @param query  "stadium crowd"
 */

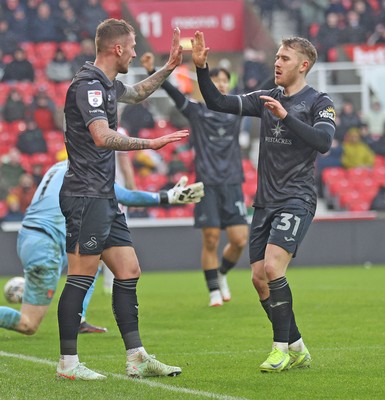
xmin=254 ymin=0 xmax=385 ymax=61
xmin=0 ymin=0 xmax=384 ymax=221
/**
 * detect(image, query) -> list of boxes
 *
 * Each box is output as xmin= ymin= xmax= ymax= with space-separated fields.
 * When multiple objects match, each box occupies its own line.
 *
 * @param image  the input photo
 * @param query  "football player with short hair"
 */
xmin=192 ymin=32 xmax=336 ymax=372
xmin=56 ymin=17 xmax=192 ymax=380
xmin=141 ymin=52 xmax=249 ymax=308
xmin=0 ymin=161 xmax=203 ymax=337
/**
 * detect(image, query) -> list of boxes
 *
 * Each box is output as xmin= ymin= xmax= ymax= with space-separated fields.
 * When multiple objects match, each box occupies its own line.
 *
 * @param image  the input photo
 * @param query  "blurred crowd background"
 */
xmin=0 ymin=0 xmax=385 ymax=221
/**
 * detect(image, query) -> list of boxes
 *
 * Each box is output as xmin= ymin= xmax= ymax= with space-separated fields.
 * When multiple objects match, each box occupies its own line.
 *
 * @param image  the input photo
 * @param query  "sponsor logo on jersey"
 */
xmin=88 ymin=90 xmax=103 ymax=107
xmin=271 ymin=121 xmax=284 ymax=138
xmin=265 ymin=121 xmax=292 ymax=145
xmin=319 ymin=106 xmax=336 ymax=121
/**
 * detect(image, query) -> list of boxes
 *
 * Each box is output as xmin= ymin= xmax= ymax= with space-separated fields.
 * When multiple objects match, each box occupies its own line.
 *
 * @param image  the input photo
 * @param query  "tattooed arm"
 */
xmin=119 ymin=27 xmax=183 ymax=104
xmin=89 ymin=120 xmax=189 ymax=151
xmin=119 ymin=68 xmax=175 ymax=104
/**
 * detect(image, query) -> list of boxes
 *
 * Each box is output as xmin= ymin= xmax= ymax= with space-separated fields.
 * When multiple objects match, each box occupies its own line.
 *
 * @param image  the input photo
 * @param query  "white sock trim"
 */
xmin=288 ymin=337 xmax=305 ymax=352
xmin=59 ymin=354 xmax=79 ymax=370
xmin=273 ymin=342 xmax=289 ymax=352
xmin=127 ymin=346 xmax=148 ymax=358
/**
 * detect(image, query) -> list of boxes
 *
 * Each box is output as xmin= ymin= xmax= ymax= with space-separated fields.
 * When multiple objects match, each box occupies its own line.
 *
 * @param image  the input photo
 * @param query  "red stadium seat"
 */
xmin=167 ymin=206 xmax=193 ymax=218
xmin=55 ymin=81 xmax=70 ymax=100
xmin=327 ymin=48 xmax=338 ymax=62
xmin=148 ymin=207 xmax=168 ymax=219
xmin=43 ymin=130 xmax=64 ymax=142
xmin=374 ymin=155 xmax=385 ymax=168
xmin=33 ymin=42 xmax=58 ymax=69
xmin=0 ymin=83 xmax=12 ymax=105
xmin=141 ymin=173 xmax=168 ymax=191
xmin=338 ymin=190 xmax=361 ymax=209
xmin=372 ymin=166 xmax=385 ymax=186
xmin=244 ymin=167 xmax=257 ymax=183
xmin=20 ymin=42 xmax=36 ymax=61
xmin=13 ymin=82 xmax=36 ymax=104
xmin=325 ymin=177 xmax=353 ymax=197
xmin=187 ymin=172 xmax=196 ymax=183
xmin=242 ymin=158 xmax=255 ymax=172
xmin=243 ymin=192 xmax=254 ymax=208
xmin=8 ymin=120 xmax=26 ymax=134
xmin=308 ymin=23 xmax=320 ymax=39
xmin=353 ymin=177 xmax=379 ymax=195
xmin=346 ymin=167 xmax=372 ymax=183
xmin=242 ymin=181 xmax=257 ymax=197
xmin=60 ymin=42 xmax=81 ymax=60
xmin=0 ymin=142 xmax=12 ymax=156
xmin=339 ymin=187 xmax=376 ymax=211
xmin=31 ymin=152 xmax=53 ymax=167
xmin=174 ymin=150 xmax=193 ymax=170
xmin=322 ymin=167 xmax=346 ymax=185
xmin=347 ymin=198 xmax=371 ymax=212
xmin=19 ymin=153 xmax=33 ymax=173
xmin=138 ymin=128 xmax=158 ymax=139
xmin=0 ymin=200 xmax=9 ymax=219
xmin=101 ymin=0 xmax=122 ymax=19
xmin=47 ymin=141 xmax=65 ymax=157
xmin=0 ymin=131 xmax=17 ymax=148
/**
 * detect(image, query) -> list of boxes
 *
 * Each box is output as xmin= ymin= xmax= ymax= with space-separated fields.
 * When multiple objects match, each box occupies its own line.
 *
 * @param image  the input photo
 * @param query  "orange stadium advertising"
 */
xmin=125 ymin=0 xmax=244 ymax=53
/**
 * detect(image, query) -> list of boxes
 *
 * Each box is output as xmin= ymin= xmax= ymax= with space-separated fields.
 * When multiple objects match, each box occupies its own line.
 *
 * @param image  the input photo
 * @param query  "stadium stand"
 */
xmin=1 ymin=0 xmax=385 ymax=220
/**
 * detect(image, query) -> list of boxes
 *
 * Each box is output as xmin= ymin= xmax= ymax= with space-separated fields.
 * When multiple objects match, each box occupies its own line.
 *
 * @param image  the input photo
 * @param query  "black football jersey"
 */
xmin=240 ymin=85 xmax=335 ymax=212
xmin=183 ymin=101 xmax=243 ymax=185
xmin=60 ymin=62 xmax=126 ymax=198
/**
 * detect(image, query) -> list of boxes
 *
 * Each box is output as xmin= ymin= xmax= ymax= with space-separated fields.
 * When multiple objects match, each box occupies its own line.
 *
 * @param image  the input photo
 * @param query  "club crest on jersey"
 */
xmin=88 ymin=90 xmax=103 ymax=107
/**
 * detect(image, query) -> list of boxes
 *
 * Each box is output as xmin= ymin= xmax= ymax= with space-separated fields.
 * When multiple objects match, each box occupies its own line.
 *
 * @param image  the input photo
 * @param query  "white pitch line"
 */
xmin=0 ymin=351 xmax=250 ymax=400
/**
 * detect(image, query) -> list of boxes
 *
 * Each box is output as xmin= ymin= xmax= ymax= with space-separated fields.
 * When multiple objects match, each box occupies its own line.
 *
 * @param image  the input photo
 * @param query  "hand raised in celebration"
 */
xmin=165 ymin=27 xmax=183 ymax=71
xmin=191 ymin=31 xmax=209 ymax=69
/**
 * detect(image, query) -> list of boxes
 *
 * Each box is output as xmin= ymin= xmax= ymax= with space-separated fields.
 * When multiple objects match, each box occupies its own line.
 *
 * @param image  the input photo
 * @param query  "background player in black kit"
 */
xmin=56 ymin=19 xmax=189 ymax=380
xmin=141 ymin=53 xmax=248 ymax=308
xmin=191 ymin=32 xmax=336 ymax=372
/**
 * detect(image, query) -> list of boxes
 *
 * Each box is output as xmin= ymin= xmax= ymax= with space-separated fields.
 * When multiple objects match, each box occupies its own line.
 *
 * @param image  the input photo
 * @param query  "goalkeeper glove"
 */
xmin=160 ymin=176 xmax=204 ymax=204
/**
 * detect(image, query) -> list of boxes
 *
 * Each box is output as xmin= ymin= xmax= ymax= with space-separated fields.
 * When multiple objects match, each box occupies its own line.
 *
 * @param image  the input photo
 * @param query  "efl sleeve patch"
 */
xmin=88 ymin=90 xmax=103 ymax=107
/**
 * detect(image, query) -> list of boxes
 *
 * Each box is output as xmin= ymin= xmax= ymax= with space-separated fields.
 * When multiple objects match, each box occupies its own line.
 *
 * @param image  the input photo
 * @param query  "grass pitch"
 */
xmin=1 ymin=266 xmax=385 ymax=400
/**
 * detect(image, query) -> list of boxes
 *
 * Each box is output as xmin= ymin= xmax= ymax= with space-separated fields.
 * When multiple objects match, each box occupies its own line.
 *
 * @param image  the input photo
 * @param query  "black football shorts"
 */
xmin=59 ymin=196 xmax=133 ymax=255
xmin=249 ymin=202 xmax=314 ymax=264
xmin=194 ymin=183 xmax=248 ymax=229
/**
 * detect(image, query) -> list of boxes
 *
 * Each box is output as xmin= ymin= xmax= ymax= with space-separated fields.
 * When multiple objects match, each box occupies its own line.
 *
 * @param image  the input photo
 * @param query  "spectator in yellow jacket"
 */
xmin=341 ymin=127 xmax=375 ymax=169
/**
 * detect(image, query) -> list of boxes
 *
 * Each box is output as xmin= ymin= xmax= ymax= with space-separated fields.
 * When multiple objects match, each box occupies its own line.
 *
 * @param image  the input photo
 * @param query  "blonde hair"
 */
xmin=281 ymin=37 xmax=318 ymax=74
xmin=95 ymin=18 xmax=135 ymax=53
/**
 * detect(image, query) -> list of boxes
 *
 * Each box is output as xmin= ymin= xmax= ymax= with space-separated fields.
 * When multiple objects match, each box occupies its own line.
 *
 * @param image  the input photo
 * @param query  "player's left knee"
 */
xmin=230 ymin=235 xmax=248 ymax=250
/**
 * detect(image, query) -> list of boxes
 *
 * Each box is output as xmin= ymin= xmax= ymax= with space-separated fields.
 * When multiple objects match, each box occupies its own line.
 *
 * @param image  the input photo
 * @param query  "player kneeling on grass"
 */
xmin=0 ymin=161 xmax=204 ymax=338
